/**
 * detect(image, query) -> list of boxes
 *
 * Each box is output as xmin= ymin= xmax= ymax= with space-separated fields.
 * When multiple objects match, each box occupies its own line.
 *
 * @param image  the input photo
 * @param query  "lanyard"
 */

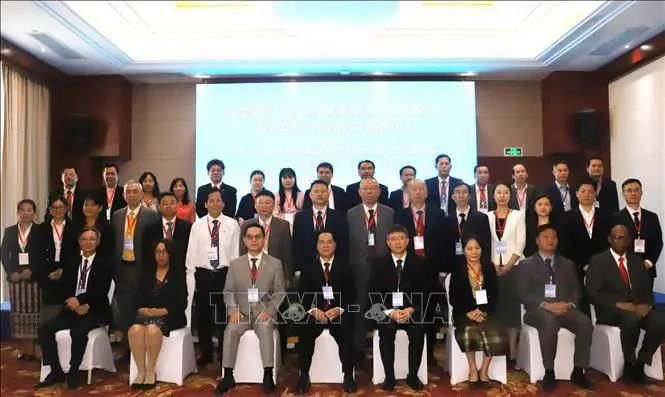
xmin=582 ymin=211 xmax=595 ymax=237
xmin=515 ymin=185 xmax=527 ymax=208
xmin=496 ymin=210 xmax=511 ymax=240
xmin=365 ymin=207 xmax=378 ymax=229
xmin=162 ymin=221 xmax=175 ymax=238
xmin=106 ymin=187 xmax=116 ymax=207
xmin=262 ymin=219 xmax=272 ymax=240
xmin=250 ymin=261 xmax=260 ymax=285
xmin=412 ymin=208 xmax=426 ymax=235
xmin=18 ymin=223 xmax=31 ymax=251
xmin=284 ymin=193 xmax=294 ymax=210
xmin=52 ymin=221 xmax=64 ymax=244
xmin=467 ymin=263 xmax=483 ymax=289
xmin=313 ymin=210 xmax=327 ymax=229
xmin=559 ymin=186 xmax=569 ymax=204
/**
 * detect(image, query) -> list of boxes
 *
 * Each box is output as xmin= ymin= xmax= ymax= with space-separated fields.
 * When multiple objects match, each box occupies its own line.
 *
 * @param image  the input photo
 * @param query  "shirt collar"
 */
xmin=208 ymin=213 xmax=224 ymax=223
xmin=438 ymin=176 xmax=450 ymax=184
xmin=259 ymin=215 xmax=273 ymax=226
xmin=248 ymin=252 xmax=263 ymax=265
xmin=538 ymin=252 xmax=554 ymax=264
xmin=82 ymin=252 xmax=96 ymax=263
xmin=211 ymin=181 xmax=222 ymax=189
xmin=456 ymin=207 xmax=470 ymax=217
xmin=64 ymin=186 xmax=76 ymax=194
xmin=411 ymin=204 xmax=426 ymax=213
xmin=610 ymin=248 xmax=626 ymax=263
xmin=312 ymin=205 xmax=327 ymax=214
xmin=127 ymin=206 xmax=141 ymax=217
xmin=162 ymin=217 xmax=176 ymax=226
xmin=555 ymin=181 xmax=568 ymax=190
xmin=319 ymin=256 xmax=334 ymax=267
xmin=391 ymin=253 xmax=406 ymax=266
xmin=363 ymin=203 xmax=378 ymax=213
xmin=626 ymin=205 xmax=641 ymax=215
xmin=579 ymin=205 xmax=595 ymax=217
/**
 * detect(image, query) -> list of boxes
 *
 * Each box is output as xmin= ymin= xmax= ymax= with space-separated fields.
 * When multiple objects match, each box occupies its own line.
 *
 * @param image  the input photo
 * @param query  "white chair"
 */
xmin=233 ymin=329 xmax=280 ymax=383
xmin=129 ymin=281 xmax=197 ymax=386
xmin=40 ymin=281 xmax=117 ymax=385
xmin=516 ymin=304 xmax=575 ymax=383
xmin=443 ymin=275 xmax=507 ymax=385
xmin=589 ymin=304 xmax=663 ymax=382
xmin=371 ymin=329 xmax=428 ymax=384
xmin=309 ymin=329 xmax=345 ymax=383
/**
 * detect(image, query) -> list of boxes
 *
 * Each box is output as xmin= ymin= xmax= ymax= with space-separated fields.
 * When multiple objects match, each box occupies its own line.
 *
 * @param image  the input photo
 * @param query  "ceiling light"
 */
xmin=278 ymin=72 xmax=301 ymax=77
xmin=193 ymin=73 xmax=210 ymax=79
xmin=624 ymin=44 xmax=631 ymax=49
xmin=0 ymin=48 xmax=11 ymax=55
xmin=371 ymin=72 xmax=393 ymax=76
xmin=339 ymin=70 xmax=351 ymax=76
xmin=460 ymin=71 xmax=477 ymax=76
xmin=640 ymin=44 xmax=653 ymax=51
xmin=40 ymin=47 xmax=46 ymax=52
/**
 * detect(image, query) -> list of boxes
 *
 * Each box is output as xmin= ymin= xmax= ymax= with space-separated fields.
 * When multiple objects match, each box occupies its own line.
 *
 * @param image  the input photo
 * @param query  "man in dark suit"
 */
xmin=296 ymin=229 xmax=357 ymax=393
xmin=293 ymin=180 xmax=348 ymax=274
xmin=559 ymin=178 xmax=611 ymax=315
xmin=446 ymin=182 xmax=492 ymax=269
xmin=517 ymin=225 xmax=594 ymax=391
xmin=587 ymin=225 xmax=665 ymax=385
xmin=143 ymin=192 xmax=192 ymax=272
xmin=94 ymin=163 xmax=126 ymax=223
xmin=369 ymin=225 xmax=426 ymax=391
xmin=347 ymin=177 xmax=394 ymax=354
xmin=302 ymin=162 xmax=349 ymax=213
xmin=36 ymin=226 xmax=113 ymax=389
xmin=425 ymin=153 xmax=464 ymax=216
xmin=195 ymin=158 xmax=237 ymax=218
xmin=388 ymin=165 xmax=416 ymax=213
xmin=545 ymin=160 xmax=577 ymax=214
xmin=469 ymin=164 xmax=496 ymax=213
xmin=612 ymin=178 xmax=663 ymax=289
xmin=509 ymin=163 xmax=538 ymax=212
xmin=346 ymin=160 xmax=389 ymax=208
xmin=46 ymin=167 xmax=85 ymax=223
xmin=587 ymin=157 xmax=619 ymax=213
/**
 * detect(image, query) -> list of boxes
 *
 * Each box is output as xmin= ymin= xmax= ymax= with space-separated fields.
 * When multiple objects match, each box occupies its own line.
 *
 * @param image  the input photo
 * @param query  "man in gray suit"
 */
xmin=217 ymin=223 xmax=285 ymax=395
xmin=112 ymin=180 xmax=159 ymax=356
xmin=347 ymin=177 xmax=394 ymax=356
xmin=517 ymin=224 xmax=594 ymax=391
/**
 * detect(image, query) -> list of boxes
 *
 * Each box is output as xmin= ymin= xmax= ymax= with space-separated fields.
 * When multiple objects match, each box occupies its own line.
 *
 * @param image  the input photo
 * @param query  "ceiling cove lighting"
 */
xmin=460 ymin=71 xmax=477 ymax=76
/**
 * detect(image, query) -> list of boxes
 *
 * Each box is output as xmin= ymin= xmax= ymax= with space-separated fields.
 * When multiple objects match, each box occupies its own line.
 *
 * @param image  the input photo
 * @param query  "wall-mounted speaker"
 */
xmin=574 ymin=109 xmax=600 ymax=149
xmin=66 ymin=114 xmax=95 ymax=153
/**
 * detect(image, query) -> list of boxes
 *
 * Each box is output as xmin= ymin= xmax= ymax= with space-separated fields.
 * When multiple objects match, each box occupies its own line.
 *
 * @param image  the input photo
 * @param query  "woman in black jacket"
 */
xmin=128 ymin=239 xmax=187 ymax=390
xmin=524 ymin=193 xmax=561 ymax=258
xmin=74 ymin=194 xmax=114 ymax=260
xmin=449 ymin=236 xmax=507 ymax=389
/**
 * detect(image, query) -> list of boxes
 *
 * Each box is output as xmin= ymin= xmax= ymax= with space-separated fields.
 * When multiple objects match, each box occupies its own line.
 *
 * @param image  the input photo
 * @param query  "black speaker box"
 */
xmin=574 ymin=109 xmax=600 ymax=149
xmin=66 ymin=114 xmax=94 ymax=152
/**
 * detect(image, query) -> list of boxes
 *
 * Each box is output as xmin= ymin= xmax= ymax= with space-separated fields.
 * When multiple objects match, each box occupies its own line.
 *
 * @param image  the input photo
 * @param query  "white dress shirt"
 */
xmin=579 ymin=205 xmax=596 ymax=238
xmin=384 ymin=253 xmax=407 ymax=316
xmin=51 ymin=219 xmax=66 ymax=262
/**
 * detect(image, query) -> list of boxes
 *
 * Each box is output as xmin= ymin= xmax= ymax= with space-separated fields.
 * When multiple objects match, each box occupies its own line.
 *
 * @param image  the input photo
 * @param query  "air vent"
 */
xmin=590 ymin=26 xmax=650 ymax=55
xmin=27 ymin=32 xmax=85 ymax=60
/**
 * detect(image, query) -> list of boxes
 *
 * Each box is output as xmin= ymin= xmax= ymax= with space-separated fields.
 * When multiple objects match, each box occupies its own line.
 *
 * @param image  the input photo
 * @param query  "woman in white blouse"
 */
xmin=273 ymin=167 xmax=304 ymax=229
xmin=487 ymin=182 xmax=526 ymax=362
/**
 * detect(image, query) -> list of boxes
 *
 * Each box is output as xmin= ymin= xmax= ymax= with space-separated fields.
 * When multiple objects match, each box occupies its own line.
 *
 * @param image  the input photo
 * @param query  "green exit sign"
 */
xmin=504 ymin=147 xmax=523 ymax=157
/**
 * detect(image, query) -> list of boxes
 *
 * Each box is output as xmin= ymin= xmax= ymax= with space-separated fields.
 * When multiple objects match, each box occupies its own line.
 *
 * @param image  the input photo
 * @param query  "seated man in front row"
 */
xmin=517 ymin=224 xmax=594 ymax=391
xmin=296 ymin=229 xmax=356 ymax=393
xmin=587 ymin=224 xmax=665 ymax=385
xmin=369 ymin=224 xmax=427 ymax=391
xmin=216 ymin=223 xmax=285 ymax=395
xmin=37 ymin=226 xmax=113 ymax=389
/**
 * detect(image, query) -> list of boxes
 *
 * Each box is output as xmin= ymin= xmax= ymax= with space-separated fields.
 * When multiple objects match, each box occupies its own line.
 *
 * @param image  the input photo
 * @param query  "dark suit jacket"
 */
xmin=587 ymin=250 xmax=653 ymax=325
xmin=292 ymin=208 xmax=348 ymax=272
xmin=94 ymin=185 xmax=126 ymax=222
xmin=195 ymin=182 xmax=237 ymax=219
xmin=545 ymin=183 xmax=578 ymax=214
xmin=517 ymin=254 xmax=581 ymax=312
xmin=425 ymin=176 xmax=464 ymax=215
xmin=469 ymin=184 xmax=497 ymax=212
xmin=62 ymin=254 xmax=113 ymax=324
xmin=303 ymin=185 xmax=349 ymax=214
xmin=509 ymin=184 xmax=539 ymax=212
xmin=236 ymin=192 xmax=258 ymax=221
xmin=449 ymin=260 xmax=498 ymax=326
xmin=241 ymin=217 xmax=294 ymax=280
xmin=143 ymin=218 xmax=192 ymax=273
xmin=36 ymin=221 xmax=79 ymax=304
xmin=594 ymin=178 xmax=619 ymax=213
xmin=560 ymin=207 xmax=611 ymax=273
xmin=388 ymin=188 xmax=409 ymax=213
xmin=345 ymin=181 xmax=389 ymax=208
xmin=1 ymin=223 xmax=41 ymax=279
xmin=612 ymin=208 xmax=663 ymax=277
xmin=299 ymin=258 xmax=355 ymax=312
xmin=443 ymin=210 xmax=492 ymax=270
xmin=394 ymin=206 xmax=447 ymax=275
xmin=45 ymin=186 xmax=86 ymax=223
xmin=133 ymin=267 xmax=187 ymax=331
xmin=369 ymin=253 xmax=427 ymax=319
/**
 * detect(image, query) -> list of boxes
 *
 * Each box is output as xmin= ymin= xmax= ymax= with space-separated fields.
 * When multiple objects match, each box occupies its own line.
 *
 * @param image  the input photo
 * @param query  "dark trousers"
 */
xmin=602 ymin=307 xmax=665 ymax=366
xmin=298 ymin=314 xmax=354 ymax=375
xmin=195 ymin=268 xmax=227 ymax=367
xmin=524 ymin=307 xmax=593 ymax=370
xmin=116 ymin=260 xmax=140 ymax=334
xmin=377 ymin=320 xmax=425 ymax=379
xmin=38 ymin=311 xmax=105 ymax=373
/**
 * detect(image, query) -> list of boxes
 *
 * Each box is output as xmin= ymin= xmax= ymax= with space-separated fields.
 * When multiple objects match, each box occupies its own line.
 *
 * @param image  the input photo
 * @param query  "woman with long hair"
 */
xmin=274 ymin=167 xmax=304 ymax=228
xmin=170 ymin=177 xmax=196 ymax=223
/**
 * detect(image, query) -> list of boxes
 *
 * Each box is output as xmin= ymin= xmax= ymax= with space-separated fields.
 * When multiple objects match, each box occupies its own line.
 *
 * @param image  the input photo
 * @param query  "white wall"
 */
xmin=609 ymin=55 xmax=665 ymax=293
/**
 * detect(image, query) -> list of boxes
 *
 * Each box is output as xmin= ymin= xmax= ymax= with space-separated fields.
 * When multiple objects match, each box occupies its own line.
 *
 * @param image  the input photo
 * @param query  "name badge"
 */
xmin=475 ymin=289 xmax=488 ymax=305
xmin=392 ymin=291 xmax=404 ymax=307
xmin=123 ymin=238 xmax=134 ymax=251
xmin=55 ymin=248 xmax=61 ymax=263
xmin=496 ymin=241 xmax=508 ymax=255
xmin=545 ymin=284 xmax=557 ymax=298
xmin=248 ymin=287 xmax=259 ymax=303
xmin=207 ymin=247 xmax=219 ymax=261
xmin=75 ymin=288 xmax=86 ymax=296
xmin=634 ymin=239 xmax=646 ymax=254
xmin=106 ymin=208 xmax=111 ymax=221
xmin=18 ymin=252 xmax=29 ymax=266
xmin=367 ymin=233 xmax=375 ymax=246
xmin=322 ymin=286 xmax=334 ymax=300
xmin=594 ymin=200 xmax=600 ymax=208
xmin=455 ymin=241 xmax=463 ymax=255
xmin=414 ymin=236 xmax=425 ymax=250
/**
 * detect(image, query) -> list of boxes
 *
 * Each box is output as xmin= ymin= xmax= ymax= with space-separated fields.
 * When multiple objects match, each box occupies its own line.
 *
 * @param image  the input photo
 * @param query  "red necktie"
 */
xmin=618 ymin=256 xmax=630 ymax=287
xmin=415 ymin=210 xmax=425 ymax=257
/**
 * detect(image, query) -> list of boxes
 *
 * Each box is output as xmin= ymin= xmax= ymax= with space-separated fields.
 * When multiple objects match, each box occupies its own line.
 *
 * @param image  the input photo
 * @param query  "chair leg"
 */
xmin=87 ymin=368 xmax=92 ymax=385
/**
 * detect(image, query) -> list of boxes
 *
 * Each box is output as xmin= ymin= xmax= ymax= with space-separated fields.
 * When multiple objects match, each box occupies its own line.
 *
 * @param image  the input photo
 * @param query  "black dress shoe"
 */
xmin=571 ymin=370 xmax=594 ymax=390
xmin=381 ymin=376 xmax=396 ymax=391
xmin=140 ymin=373 xmax=156 ymax=390
xmin=35 ymin=370 xmax=66 ymax=388
xmin=67 ymin=371 xmax=82 ymax=390
xmin=542 ymin=370 xmax=556 ymax=392
xmin=296 ymin=374 xmax=311 ymax=393
xmin=343 ymin=374 xmax=357 ymax=393
xmin=622 ymin=363 xmax=636 ymax=386
xmin=262 ymin=372 xmax=276 ymax=394
xmin=406 ymin=374 xmax=424 ymax=391
xmin=215 ymin=375 xmax=236 ymax=395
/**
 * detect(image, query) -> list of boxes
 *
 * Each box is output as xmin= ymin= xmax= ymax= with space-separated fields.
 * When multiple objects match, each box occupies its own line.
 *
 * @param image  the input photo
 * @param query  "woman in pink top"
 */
xmin=169 ymin=177 xmax=196 ymax=223
xmin=273 ymin=168 xmax=304 ymax=228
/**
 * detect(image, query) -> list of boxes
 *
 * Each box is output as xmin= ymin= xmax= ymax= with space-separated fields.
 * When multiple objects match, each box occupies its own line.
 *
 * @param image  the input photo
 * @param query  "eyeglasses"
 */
xmin=244 ymin=234 xmax=264 ymax=240
xmin=623 ymin=188 xmax=641 ymax=193
xmin=50 ymin=206 xmax=66 ymax=210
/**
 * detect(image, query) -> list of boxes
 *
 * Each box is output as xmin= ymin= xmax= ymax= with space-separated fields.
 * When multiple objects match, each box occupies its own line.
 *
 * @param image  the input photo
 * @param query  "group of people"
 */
xmin=1 ymin=153 xmax=663 ymax=393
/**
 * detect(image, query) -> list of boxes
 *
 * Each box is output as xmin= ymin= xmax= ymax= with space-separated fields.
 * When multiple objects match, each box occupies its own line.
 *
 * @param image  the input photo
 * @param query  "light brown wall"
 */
xmin=122 ymin=81 xmax=542 ymax=187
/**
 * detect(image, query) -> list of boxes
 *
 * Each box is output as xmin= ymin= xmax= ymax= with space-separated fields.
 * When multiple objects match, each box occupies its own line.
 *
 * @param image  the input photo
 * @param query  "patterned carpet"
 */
xmin=1 ymin=339 xmax=665 ymax=397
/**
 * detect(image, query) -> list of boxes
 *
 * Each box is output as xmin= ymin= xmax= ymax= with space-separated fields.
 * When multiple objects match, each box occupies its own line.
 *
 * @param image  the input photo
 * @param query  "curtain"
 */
xmin=0 ymin=64 xmax=51 ymax=301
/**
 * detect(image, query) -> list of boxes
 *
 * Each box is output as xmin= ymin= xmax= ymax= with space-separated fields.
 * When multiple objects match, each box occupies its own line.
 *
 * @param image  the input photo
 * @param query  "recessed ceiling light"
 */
xmin=278 ymin=72 xmax=301 ymax=77
xmin=339 ymin=70 xmax=351 ymax=76
xmin=40 ymin=47 xmax=46 ymax=52
xmin=193 ymin=73 xmax=210 ymax=79
xmin=0 ymin=48 xmax=11 ymax=55
xmin=371 ymin=72 xmax=392 ymax=76
xmin=624 ymin=44 xmax=631 ymax=49
xmin=460 ymin=71 xmax=477 ymax=76
xmin=640 ymin=44 xmax=653 ymax=51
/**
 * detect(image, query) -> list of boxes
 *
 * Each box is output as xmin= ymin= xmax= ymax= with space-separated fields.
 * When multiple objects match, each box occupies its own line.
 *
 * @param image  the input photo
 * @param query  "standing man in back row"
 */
xmin=426 ymin=154 xmax=464 ymax=216
xmin=303 ymin=162 xmax=349 ymax=213
xmin=195 ymin=159 xmax=237 ymax=219
xmin=346 ymin=160 xmax=389 ymax=208
xmin=587 ymin=157 xmax=619 ymax=213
